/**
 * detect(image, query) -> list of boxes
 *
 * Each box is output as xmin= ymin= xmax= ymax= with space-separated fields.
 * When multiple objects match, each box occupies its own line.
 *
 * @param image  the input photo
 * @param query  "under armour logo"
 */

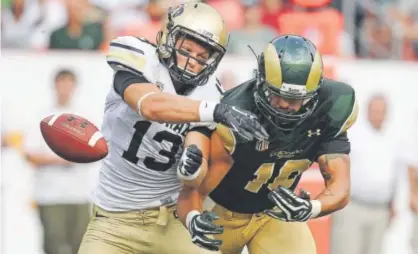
xmin=307 ymin=129 xmax=321 ymax=137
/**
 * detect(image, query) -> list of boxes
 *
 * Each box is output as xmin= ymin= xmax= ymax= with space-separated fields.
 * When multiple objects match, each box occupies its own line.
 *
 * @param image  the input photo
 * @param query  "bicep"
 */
xmin=113 ymin=71 xmax=158 ymax=100
xmin=198 ymin=131 xmax=234 ymax=196
xmin=317 ymin=153 xmax=350 ymax=185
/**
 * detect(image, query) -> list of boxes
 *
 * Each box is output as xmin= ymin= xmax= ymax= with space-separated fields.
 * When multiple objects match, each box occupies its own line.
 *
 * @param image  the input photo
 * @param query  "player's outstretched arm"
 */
xmin=315 ymin=153 xmax=351 ymax=217
xmin=176 ymin=132 xmax=233 ymax=251
xmin=123 ymin=82 xmax=268 ymax=141
xmin=124 ymin=83 xmax=202 ymax=123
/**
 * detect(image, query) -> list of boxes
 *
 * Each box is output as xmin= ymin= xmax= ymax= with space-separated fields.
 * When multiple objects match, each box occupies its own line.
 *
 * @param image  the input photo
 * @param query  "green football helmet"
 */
xmin=254 ymin=35 xmax=323 ymax=130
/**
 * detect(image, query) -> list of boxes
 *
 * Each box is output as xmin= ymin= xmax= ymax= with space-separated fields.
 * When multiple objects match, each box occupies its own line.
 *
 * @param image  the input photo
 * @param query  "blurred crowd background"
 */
xmin=1 ymin=0 xmax=418 ymax=254
xmin=1 ymin=0 xmax=418 ymax=59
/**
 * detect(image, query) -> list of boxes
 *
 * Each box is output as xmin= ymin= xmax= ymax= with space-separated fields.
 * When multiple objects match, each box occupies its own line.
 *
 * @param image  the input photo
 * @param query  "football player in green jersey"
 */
xmin=176 ymin=35 xmax=358 ymax=253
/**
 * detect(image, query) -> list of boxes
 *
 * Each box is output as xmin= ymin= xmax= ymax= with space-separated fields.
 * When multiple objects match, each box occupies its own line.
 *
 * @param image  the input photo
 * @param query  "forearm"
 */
xmin=177 ymin=186 xmax=205 ymax=227
xmin=124 ymin=84 xmax=216 ymax=123
xmin=316 ymin=153 xmax=351 ymax=217
xmin=315 ymin=180 xmax=350 ymax=217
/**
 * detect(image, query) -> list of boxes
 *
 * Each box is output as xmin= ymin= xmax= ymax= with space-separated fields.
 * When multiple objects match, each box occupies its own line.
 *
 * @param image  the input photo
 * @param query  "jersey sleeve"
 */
xmin=106 ymin=36 xmax=157 ymax=83
xmin=316 ymin=83 xmax=358 ymax=158
xmin=316 ymin=131 xmax=351 ymax=157
xmin=326 ymin=87 xmax=359 ymax=138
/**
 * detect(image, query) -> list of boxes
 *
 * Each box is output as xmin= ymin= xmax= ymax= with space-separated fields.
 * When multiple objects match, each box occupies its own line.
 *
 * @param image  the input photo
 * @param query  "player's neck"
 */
xmin=172 ymin=78 xmax=194 ymax=95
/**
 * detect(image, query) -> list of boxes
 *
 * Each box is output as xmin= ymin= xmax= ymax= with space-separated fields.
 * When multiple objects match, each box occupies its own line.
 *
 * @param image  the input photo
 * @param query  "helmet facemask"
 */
xmin=254 ymin=54 xmax=321 ymax=131
xmin=159 ymin=25 xmax=226 ymax=87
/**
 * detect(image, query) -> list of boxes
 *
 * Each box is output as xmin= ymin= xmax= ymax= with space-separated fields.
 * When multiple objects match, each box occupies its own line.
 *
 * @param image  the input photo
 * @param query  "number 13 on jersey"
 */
xmin=244 ymin=159 xmax=312 ymax=193
xmin=122 ymin=121 xmax=183 ymax=172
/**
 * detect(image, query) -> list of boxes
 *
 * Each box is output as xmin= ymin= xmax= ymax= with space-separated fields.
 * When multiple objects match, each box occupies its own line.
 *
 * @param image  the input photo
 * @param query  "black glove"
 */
xmin=188 ymin=211 xmax=224 ymax=251
xmin=177 ymin=145 xmax=202 ymax=179
xmin=265 ymin=187 xmax=314 ymax=222
xmin=214 ymin=103 xmax=269 ymax=141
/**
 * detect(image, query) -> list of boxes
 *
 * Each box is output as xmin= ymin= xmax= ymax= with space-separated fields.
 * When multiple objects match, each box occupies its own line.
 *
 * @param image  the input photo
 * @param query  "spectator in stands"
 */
xmin=1 ymin=129 xmax=43 ymax=254
xmin=399 ymin=116 xmax=418 ymax=254
xmin=24 ymin=69 xmax=91 ymax=254
xmin=207 ymin=0 xmax=244 ymax=31
xmin=121 ymin=0 xmax=171 ymax=43
xmin=260 ymin=0 xmax=289 ymax=32
xmin=2 ymin=0 xmax=47 ymax=48
xmin=331 ymin=94 xmax=399 ymax=254
xmin=49 ymin=0 xmax=106 ymax=50
xmin=227 ymin=0 xmax=278 ymax=55
xmin=387 ymin=0 xmax=418 ymax=58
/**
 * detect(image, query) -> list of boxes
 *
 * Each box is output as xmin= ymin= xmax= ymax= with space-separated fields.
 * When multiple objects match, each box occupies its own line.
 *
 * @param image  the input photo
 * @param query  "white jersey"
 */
xmin=92 ymin=36 xmax=223 ymax=211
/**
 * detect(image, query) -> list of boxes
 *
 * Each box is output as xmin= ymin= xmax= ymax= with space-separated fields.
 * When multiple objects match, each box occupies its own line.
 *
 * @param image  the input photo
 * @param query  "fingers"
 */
xmin=265 ymin=208 xmax=287 ymax=221
xmin=193 ymin=235 xmax=222 ymax=252
xmin=197 ymin=212 xmax=223 ymax=235
xmin=227 ymin=106 xmax=269 ymax=141
xmin=187 ymin=145 xmax=202 ymax=157
xmin=250 ymin=120 xmax=269 ymax=141
xmin=240 ymin=118 xmax=269 ymax=141
xmin=235 ymin=129 xmax=254 ymax=141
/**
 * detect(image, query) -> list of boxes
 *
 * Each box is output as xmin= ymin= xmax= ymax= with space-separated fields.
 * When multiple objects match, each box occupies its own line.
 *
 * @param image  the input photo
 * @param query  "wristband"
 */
xmin=137 ymin=92 xmax=157 ymax=116
xmin=310 ymin=200 xmax=322 ymax=219
xmin=186 ymin=210 xmax=201 ymax=229
xmin=199 ymin=101 xmax=218 ymax=122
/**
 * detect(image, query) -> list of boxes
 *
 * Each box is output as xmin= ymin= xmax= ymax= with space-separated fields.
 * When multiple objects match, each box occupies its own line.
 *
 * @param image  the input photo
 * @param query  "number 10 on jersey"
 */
xmin=244 ymin=159 xmax=312 ymax=193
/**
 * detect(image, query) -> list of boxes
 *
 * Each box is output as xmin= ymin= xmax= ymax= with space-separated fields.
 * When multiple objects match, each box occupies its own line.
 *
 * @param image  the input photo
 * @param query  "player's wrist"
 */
xmin=186 ymin=210 xmax=201 ymax=230
xmin=309 ymin=200 xmax=322 ymax=219
xmin=199 ymin=101 xmax=218 ymax=122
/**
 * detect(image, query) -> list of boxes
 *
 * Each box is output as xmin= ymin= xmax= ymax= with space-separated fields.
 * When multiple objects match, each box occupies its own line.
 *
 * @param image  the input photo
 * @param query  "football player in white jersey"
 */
xmin=78 ymin=2 xmax=268 ymax=254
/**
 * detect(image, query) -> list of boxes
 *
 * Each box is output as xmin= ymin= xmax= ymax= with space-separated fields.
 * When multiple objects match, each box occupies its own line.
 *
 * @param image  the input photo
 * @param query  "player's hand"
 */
xmin=188 ymin=211 xmax=223 ymax=251
xmin=265 ymin=187 xmax=314 ymax=222
xmin=177 ymin=145 xmax=203 ymax=179
xmin=214 ymin=103 xmax=269 ymax=141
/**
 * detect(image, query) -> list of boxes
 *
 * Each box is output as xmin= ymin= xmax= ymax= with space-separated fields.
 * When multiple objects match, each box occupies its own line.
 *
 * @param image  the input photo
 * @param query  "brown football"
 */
xmin=40 ymin=113 xmax=108 ymax=163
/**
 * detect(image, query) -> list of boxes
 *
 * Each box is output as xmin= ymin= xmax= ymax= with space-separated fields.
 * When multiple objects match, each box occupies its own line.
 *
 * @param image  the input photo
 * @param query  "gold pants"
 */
xmin=78 ymin=205 xmax=220 ymax=254
xmin=212 ymin=204 xmax=316 ymax=254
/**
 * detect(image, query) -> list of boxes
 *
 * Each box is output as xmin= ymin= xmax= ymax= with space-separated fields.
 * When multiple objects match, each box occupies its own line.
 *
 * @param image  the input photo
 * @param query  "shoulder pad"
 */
xmin=221 ymin=79 xmax=257 ymax=111
xmin=322 ymin=80 xmax=359 ymax=137
xmin=215 ymin=124 xmax=237 ymax=154
xmin=106 ymin=36 xmax=158 ymax=81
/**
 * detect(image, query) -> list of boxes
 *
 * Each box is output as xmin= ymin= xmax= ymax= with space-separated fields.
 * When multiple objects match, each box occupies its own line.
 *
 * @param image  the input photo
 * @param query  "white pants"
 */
xmin=331 ymin=200 xmax=390 ymax=254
